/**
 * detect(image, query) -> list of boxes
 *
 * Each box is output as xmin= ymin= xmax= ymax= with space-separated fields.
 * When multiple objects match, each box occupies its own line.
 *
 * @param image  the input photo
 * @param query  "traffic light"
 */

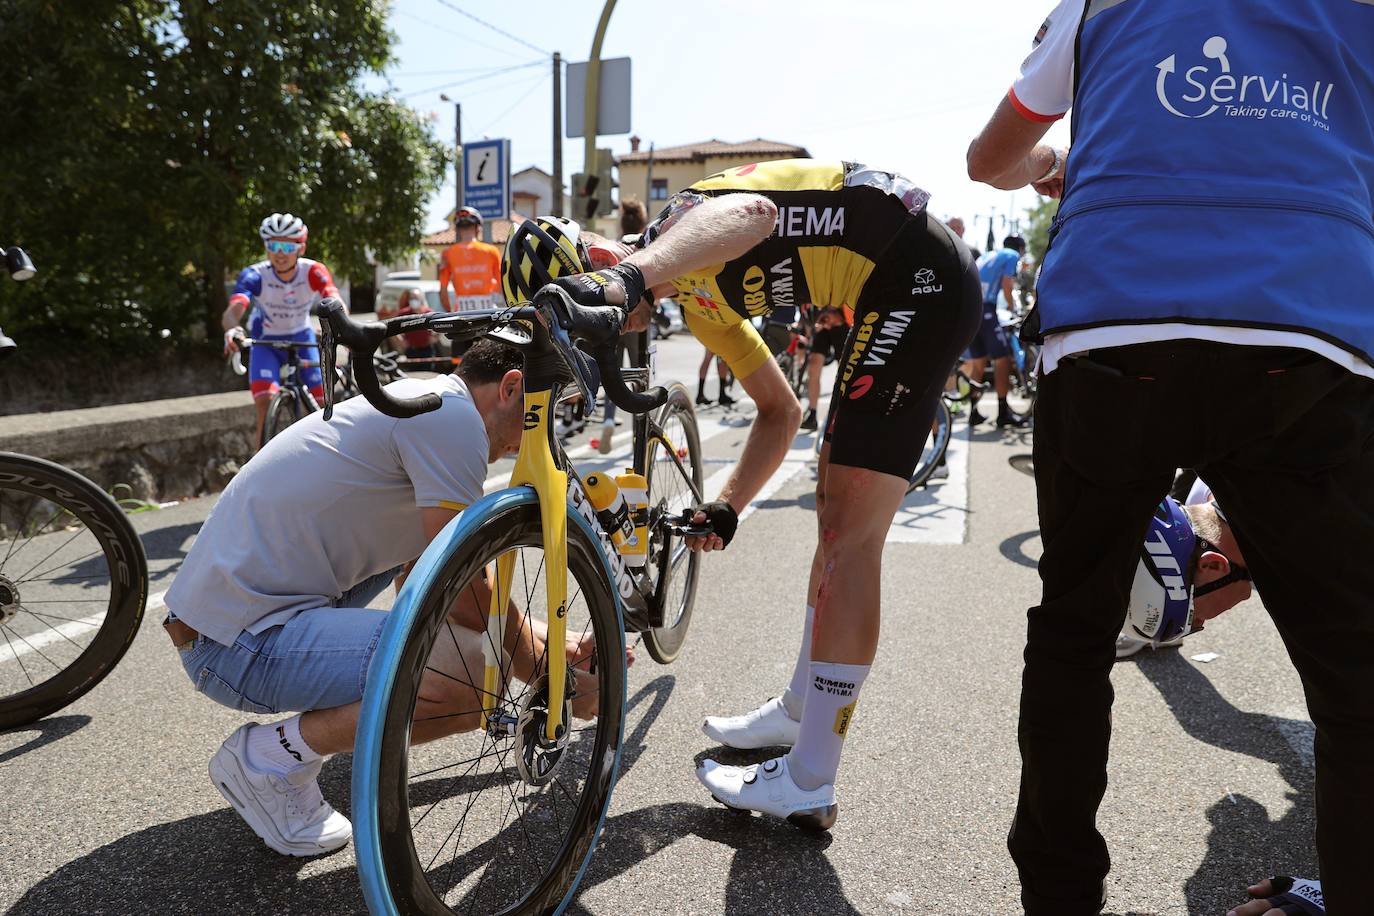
xmin=573 ymin=151 xmax=618 ymax=220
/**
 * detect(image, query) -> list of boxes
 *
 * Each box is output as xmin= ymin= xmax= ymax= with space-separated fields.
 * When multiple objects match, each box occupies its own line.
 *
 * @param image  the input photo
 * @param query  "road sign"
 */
xmin=566 ymin=57 xmax=631 ymax=138
xmin=462 ymin=138 xmax=510 ymax=221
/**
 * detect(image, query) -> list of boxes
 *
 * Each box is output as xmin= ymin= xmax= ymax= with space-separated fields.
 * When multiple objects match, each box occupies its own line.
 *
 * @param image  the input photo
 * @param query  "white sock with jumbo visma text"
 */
xmin=786 ymin=661 xmax=869 ymax=791
xmin=779 ymin=605 xmax=815 ymax=719
xmin=245 ymin=716 xmax=321 ymax=774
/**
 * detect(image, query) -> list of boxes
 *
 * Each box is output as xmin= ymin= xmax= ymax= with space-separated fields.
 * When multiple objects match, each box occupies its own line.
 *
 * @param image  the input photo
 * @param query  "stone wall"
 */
xmin=0 ymin=392 xmax=257 ymax=502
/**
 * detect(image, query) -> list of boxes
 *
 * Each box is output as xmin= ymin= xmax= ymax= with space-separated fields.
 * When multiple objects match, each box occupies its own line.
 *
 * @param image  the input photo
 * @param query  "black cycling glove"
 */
xmin=691 ymin=500 xmax=739 ymax=548
xmin=550 ymin=263 xmax=646 ymax=313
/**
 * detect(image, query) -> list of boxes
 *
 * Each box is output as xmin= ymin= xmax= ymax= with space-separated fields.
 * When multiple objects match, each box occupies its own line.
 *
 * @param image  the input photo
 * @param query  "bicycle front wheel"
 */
xmin=641 ymin=383 xmax=703 ymax=665
xmin=364 ymin=497 xmax=625 ymax=916
xmin=907 ymin=399 xmax=953 ymax=494
xmin=0 ymin=453 xmax=148 ymax=728
xmin=263 ymin=391 xmax=302 ymax=444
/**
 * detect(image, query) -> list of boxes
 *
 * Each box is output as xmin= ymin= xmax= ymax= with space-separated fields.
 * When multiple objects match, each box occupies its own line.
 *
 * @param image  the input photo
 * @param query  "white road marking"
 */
xmin=0 ymin=591 xmax=165 ymax=665
xmin=885 ymin=425 xmax=971 ymax=545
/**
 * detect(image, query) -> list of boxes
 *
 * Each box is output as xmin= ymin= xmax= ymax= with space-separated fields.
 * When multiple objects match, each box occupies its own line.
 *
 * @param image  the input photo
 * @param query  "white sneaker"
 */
xmin=1115 ymin=632 xmax=1184 ymax=660
xmin=697 ymin=755 xmax=837 ymax=831
xmin=598 ymin=423 xmax=614 ymax=454
xmin=702 ymin=696 xmax=800 ymax=749
xmin=209 ymin=723 xmax=352 ymax=857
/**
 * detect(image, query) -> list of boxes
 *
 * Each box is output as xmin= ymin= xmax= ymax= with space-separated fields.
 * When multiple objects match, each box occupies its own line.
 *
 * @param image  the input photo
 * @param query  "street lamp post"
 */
xmin=581 ymin=0 xmax=618 ymax=219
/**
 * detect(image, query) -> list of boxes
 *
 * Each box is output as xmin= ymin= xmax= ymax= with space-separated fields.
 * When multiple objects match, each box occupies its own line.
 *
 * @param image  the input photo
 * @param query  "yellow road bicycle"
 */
xmin=313 ymin=287 xmax=706 ymax=915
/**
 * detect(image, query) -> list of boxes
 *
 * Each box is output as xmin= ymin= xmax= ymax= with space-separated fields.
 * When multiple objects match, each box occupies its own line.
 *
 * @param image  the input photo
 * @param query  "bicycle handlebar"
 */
xmin=312 ymin=287 xmax=668 ymax=422
xmin=228 ymin=335 xmax=319 ymax=377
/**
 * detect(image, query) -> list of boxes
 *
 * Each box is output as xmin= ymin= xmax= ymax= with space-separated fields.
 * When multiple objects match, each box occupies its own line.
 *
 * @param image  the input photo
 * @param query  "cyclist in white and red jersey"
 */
xmin=222 ymin=213 xmax=341 ymax=449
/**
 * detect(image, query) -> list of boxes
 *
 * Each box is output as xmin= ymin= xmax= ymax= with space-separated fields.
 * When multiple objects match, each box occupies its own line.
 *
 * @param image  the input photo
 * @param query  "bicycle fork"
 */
xmin=484 ymin=387 xmax=569 ymax=743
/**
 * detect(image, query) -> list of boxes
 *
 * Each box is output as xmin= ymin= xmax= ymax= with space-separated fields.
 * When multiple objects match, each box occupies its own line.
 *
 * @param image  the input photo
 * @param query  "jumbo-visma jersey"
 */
xmin=656 ymin=159 xmax=930 ymax=378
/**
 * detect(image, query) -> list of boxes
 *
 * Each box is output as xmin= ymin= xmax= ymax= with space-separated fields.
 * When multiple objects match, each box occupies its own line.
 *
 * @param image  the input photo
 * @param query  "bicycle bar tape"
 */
xmin=312 ymin=298 xmax=441 ymax=420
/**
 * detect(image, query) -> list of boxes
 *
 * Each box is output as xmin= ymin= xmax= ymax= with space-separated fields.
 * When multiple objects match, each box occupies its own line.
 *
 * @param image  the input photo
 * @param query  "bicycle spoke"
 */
xmin=12 ymin=525 xmax=92 ymax=585
xmin=23 ymin=546 xmax=107 ymax=586
xmin=1 ymin=626 xmax=36 ymax=685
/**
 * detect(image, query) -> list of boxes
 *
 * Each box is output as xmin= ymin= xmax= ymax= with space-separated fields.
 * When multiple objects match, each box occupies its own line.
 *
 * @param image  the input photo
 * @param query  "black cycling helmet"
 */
xmin=501 ymin=216 xmax=592 ymax=306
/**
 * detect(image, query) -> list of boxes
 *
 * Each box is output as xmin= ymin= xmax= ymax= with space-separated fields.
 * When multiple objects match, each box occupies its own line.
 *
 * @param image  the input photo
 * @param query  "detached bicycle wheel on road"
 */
xmin=356 ymin=497 xmax=626 ymax=916
xmin=0 ymin=453 xmax=148 ymax=729
xmin=641 ymin=383 xmax=703 ymax=665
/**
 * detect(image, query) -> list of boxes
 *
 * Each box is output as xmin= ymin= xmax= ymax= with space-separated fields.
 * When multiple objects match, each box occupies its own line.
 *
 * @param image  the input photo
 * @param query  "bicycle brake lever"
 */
xmin=318 ymin=320 xmax=337 ymax=421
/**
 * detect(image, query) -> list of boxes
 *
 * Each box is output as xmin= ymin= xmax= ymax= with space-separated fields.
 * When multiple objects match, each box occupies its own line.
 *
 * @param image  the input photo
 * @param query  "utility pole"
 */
xmin=552 ymin=52 xmax=563 ymax=217
xmin=440 ymin=94 xmax=463 ymax=219
xmin=644 ymin=142 xmax=655 ymax=209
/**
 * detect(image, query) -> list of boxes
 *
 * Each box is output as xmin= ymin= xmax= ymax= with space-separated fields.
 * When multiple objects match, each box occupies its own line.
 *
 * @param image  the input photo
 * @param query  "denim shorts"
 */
xmin=177 ymin=567 xmax=398 ymax=714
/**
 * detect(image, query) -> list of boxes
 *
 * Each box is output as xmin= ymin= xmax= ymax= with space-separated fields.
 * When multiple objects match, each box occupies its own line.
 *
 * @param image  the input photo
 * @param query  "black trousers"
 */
xmin=1010 ymin=339 xmax=1374 ymax=915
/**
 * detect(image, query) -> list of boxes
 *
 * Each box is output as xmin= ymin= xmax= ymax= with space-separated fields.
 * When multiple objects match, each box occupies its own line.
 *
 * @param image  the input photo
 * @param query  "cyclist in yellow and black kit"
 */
xmin=516 ymin=158 xmax=981 ymax=829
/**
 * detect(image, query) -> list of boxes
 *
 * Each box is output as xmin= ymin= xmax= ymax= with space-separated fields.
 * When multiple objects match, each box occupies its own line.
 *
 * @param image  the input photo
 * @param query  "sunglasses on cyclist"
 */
xmin=1191 ymin=535 xmax=1252 ymax=599
xmin=265 ymin=240 xmax=302 ymax=255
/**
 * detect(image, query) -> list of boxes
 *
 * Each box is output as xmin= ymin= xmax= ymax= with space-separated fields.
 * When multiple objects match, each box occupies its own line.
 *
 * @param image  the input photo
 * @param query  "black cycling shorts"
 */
xmin=810 ymin=324 xmax=848 ymax=362
xmin=965 ymin=306 xmax=1011 ymax=360
xmin=824 ymin=210 xmax=982 ymax=480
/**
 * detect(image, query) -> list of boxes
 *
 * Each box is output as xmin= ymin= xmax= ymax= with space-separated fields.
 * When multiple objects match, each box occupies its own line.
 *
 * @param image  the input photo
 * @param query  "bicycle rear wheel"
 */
xmin=907 ymin=399 xmax=954 ymax=494
xmin=263 ymin=390 xmax=303 ymax=444
xmin=641 ymin=383 xmax=703 ymax=665
xmin=364 ymin=498 xmax=625 ymax=916
xmin=0 ymin=453 xmax=148 ymax=728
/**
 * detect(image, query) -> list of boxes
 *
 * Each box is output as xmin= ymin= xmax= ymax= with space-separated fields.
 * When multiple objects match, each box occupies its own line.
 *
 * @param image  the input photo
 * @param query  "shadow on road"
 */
xmin=8 ymin=672 xmax=858 ymax=915
xmin=0 ymin=714 xmax=91 ymax=764
xmin=140 ymin=521 xmax=204 ymax=583
xmin=1131 ymin=651 xmax=1316 ymax=914
xmin=998 ymin=529 xmax=1041 ymax=570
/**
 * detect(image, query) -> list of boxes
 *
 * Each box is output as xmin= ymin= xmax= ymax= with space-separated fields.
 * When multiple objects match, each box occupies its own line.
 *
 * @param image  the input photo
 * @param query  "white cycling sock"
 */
xmin=780 ymin=605 xmax=816 ymax=719
xmin=245 ymin=716 xmax=321 ymax=774
xmin=786 ymin=661 xmax=869 ymax=791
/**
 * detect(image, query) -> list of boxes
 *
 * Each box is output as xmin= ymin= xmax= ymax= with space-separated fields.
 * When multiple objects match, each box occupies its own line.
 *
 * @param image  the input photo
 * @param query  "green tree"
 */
xmin=1023 ymin=195 xmax=1060 ymax=268
xmin=0 ymin=0 xmax=447 ymax=358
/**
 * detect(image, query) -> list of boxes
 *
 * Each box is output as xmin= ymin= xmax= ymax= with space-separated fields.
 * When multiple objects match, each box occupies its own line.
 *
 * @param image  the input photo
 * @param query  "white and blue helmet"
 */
xmin=1126 ymin=497 xmax=1196 ymax=646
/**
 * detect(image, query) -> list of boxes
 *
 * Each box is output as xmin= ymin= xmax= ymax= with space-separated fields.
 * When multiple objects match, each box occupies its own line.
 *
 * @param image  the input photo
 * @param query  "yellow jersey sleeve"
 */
xmin=682 ymin=307 xmax=773 ymax=380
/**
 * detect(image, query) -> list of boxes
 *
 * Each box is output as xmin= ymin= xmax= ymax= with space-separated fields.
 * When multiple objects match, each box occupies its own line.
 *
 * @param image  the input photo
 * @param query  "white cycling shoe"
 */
xmin=702 ymin=696 xmax=800 ymax=749
xmin=209 ymin=723 xmax=352 ymax=857
xmin=697 ymin=755 xmax=838 ymax=831
xmin=1115 ymin=632 xmax=1185 ymax=660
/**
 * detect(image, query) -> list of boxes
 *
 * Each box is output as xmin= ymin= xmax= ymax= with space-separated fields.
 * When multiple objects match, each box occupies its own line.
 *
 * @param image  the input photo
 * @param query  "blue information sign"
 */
xmin=462 ymin=139 xmax=510 ymax=221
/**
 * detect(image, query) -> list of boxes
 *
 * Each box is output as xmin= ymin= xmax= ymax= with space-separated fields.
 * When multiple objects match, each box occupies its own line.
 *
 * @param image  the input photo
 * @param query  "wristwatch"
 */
xmin=1036 ymin=147 xmax=1064 ymax=183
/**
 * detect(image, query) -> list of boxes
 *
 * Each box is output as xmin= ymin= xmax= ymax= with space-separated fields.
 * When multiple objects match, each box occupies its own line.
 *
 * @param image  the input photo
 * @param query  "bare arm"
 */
xmin=687 ymin=356 xmax=801 ymax=553
xmin=968 ymin=96 xmax=1062 ymax=194
xmin=622 ymin=194 xmax=777 ymax=289
xmin=1001 ymin=275 xmax=1016 ymax=310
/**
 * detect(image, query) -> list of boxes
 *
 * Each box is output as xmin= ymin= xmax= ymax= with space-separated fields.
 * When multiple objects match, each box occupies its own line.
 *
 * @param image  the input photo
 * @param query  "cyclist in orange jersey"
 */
xmin=437 ymin=206 xmax=500 ymax=311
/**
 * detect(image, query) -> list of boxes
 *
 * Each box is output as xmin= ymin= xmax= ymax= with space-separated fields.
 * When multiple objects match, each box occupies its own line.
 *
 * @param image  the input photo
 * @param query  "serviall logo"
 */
xmin=1154 ymin=36 xmax=1334 ymax=131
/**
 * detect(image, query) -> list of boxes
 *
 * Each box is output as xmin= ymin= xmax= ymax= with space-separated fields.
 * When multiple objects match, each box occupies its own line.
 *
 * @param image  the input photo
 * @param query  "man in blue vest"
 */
xmin=968 ymin=1 xmax=1374 ymax=914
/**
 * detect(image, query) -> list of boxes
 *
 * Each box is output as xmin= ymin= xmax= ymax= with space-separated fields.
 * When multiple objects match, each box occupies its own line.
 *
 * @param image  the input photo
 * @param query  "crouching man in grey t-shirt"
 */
xmin=163 ymin=339 xmax=603 ymax=857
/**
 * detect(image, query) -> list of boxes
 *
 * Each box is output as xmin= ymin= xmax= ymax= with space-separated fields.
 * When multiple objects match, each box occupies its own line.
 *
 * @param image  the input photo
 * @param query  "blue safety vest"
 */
xmin=1035 ymin=0 xmax=1374 ymax=364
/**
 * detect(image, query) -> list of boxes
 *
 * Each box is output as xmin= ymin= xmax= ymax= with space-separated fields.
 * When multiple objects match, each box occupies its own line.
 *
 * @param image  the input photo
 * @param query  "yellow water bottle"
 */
xmin=584 ymin=473 xmax=634 ymax=555
xmin=615 ymin=470 xmax=649 ymax=568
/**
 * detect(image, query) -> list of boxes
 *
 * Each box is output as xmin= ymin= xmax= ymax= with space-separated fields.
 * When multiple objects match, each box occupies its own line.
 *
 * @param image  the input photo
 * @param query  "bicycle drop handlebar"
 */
xmin=312 ymin=286 xmax=667 ymax=422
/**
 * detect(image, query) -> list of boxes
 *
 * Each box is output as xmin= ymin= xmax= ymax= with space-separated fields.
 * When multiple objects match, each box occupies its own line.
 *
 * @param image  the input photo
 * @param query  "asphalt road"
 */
xmin=0 ymin=332 xmax=1313 ymax=916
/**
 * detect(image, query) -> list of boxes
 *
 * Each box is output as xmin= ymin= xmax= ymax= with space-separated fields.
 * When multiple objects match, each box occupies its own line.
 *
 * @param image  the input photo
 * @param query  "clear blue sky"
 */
xmin=377 ymin=0 xmax=1071 ymax=244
